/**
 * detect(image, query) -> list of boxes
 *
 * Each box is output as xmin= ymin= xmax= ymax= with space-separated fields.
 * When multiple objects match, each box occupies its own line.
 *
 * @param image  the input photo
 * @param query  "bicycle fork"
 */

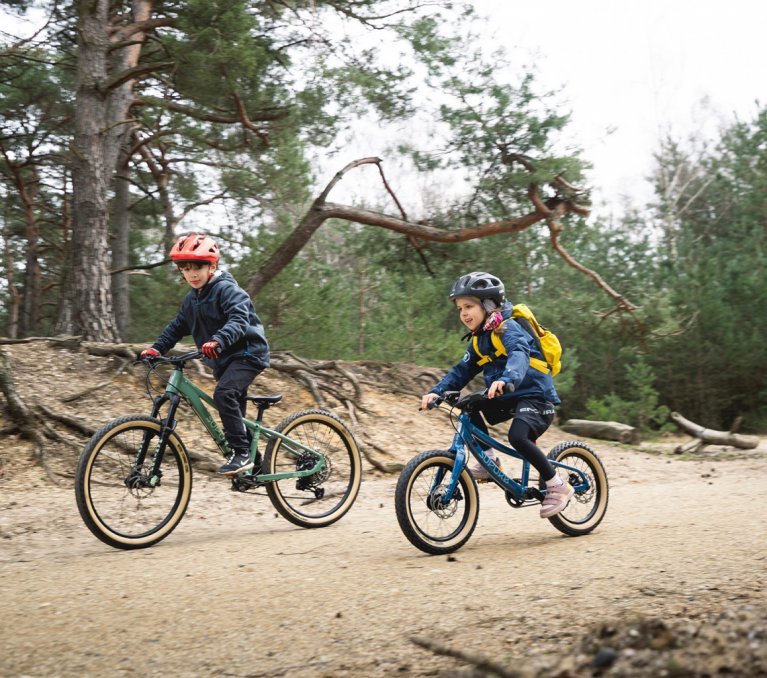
xmin=427 ymin=431 xmax=469 ymax=506
xmin=127 ymin=393 xmax=182 ymax=489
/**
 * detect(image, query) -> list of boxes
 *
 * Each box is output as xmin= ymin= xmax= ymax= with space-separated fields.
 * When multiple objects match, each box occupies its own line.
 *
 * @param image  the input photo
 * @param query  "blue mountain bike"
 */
xmin=394 ymin=389 xmax=608 ymax=554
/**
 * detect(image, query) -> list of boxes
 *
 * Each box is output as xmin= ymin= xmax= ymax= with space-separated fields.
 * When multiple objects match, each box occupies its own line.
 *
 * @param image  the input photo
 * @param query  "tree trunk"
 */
xmin=69 ymin=0 xmax=152 ymax=342
xmin=1 ymin=211 xmax=20 ymax=338
xmin=560 ymin=419 xmax=641 ymax=444
xmin=111 ymin=158 xmax=131 ymax=341
xmin=357 ymin=267 xmax=366 ymax=355
xmin=53 ymin=174 xmax=74 ymax=335
xmin=671 ymin=411 xmax=758 ymax=451
xmin=8 ymin=162 xmax=43 ymax=335
xmin=70 ymin=0 xmax=119 ymax=341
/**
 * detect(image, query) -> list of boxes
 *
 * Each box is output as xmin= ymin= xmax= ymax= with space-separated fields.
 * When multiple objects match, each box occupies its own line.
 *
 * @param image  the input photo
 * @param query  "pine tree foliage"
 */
xmin=1 ymin=3 xmax=765 ymax=430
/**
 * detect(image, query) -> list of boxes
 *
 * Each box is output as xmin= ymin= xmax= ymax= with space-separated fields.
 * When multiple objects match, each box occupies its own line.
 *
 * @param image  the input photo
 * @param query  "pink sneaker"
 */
xmin=540 ymin=481 xmax=575 ymax=518
xmin=469 ymin=454 xmax=501 ymax=483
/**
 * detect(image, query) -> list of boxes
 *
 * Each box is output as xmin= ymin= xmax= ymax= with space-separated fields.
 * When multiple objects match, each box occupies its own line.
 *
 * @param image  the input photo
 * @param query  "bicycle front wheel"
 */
xmin=264 ymin=409 xmax=361 ymax=528
xmin=545 ymin=441 xmax=608 ymax=536
xmin=75 ymin=415 xmax=192 ymax=549
xmin=394 ymin=450 xmax=479 ymax=555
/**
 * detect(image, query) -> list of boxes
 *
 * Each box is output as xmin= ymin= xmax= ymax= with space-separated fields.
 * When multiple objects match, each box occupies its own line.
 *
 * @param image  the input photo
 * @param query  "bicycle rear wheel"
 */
xmin=75 ymin=415 xmax=192 ymax=549
xmin=545 ymin=441 xmax=608 ymax=536
xmin=264 ymin=409 xmax=361 ymax=528
xmin=394 ymin=450 xmax=479 ymax=555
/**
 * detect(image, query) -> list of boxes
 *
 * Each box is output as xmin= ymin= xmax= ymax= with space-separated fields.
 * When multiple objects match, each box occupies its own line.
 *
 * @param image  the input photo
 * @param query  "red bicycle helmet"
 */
xmin=169 ymin=233 xmax=220 ymax=264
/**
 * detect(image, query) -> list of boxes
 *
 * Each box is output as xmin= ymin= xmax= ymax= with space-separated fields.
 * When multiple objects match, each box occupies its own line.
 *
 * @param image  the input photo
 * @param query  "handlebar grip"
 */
xmin=419 ymin=394 xmax=444 ymax=411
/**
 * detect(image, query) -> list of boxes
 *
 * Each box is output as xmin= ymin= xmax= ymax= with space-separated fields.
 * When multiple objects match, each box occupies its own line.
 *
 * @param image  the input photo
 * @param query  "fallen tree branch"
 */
xmin=561 ymin=419 xmax=641 ymax=444
xmin=671 ymin=412 xmax=758 ymax=452
xmin=410 ymin=636 xmax=521 ymax=678
xmin=245 ymin=157 xmax=636 ymax=316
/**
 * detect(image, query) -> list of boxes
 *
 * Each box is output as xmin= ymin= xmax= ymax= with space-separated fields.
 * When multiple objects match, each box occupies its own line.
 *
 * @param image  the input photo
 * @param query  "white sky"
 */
xmin=474 ymin=0 xmax=767 ymax=215
xmin=3 ymin=2 xmax=765 ymax=223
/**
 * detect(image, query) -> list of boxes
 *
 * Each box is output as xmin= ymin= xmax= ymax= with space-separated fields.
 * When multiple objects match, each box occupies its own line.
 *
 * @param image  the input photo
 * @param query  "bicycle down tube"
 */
xmin=159 ymin=367 xmax=326 ymax=483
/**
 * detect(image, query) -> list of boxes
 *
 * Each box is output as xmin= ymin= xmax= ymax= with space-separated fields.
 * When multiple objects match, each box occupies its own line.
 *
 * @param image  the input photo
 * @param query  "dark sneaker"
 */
xmin=217 ymin=451 xmax=254 ymax=476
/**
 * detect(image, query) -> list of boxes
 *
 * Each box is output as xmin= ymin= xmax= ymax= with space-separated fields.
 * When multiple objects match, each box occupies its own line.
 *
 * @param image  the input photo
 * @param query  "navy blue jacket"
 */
xmin=431 ymin=301 xmax=560 ymax=405
xmin=152 ymin=271 xmax=269 ymax=377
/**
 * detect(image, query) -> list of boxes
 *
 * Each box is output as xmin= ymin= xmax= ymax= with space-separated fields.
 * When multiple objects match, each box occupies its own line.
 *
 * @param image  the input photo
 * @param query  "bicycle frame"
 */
xmin=146 ymin=362 xmax=325 ymax=483
xmin=438 ymin=409 xmax=591 ymax=504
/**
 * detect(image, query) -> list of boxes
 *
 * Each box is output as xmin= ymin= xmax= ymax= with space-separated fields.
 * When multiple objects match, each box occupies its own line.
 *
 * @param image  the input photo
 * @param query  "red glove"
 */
xmin=140 ymin=348 xmax=160 ymax=360
xmin=201 ymin=341 xmax=221 ymax=359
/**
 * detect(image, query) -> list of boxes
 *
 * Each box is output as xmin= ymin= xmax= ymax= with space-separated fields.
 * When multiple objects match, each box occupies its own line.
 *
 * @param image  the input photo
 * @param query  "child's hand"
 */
xmin=201 ymin=341 xmax=221 ymax=359
xmin=140 ymin=348 xmax=160 ymax=360
xmin=487 ymin=381 xmax=507 ymax=399
xmin=420 ymin=393 xmax=438 ymax=411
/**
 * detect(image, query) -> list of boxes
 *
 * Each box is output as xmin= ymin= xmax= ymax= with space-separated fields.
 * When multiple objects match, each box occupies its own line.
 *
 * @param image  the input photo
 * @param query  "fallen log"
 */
xmin=560 ymin=419 xmax=641 ymax=444
xmin=671 ymin=412 xmax=758 ymax=453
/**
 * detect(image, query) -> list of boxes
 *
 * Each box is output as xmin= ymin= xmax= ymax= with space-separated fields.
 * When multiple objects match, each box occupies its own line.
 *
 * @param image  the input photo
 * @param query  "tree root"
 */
xmin=2 ymin=339 xmax=440 ymax=479
xmin=0 ymin=348 xmax=69 ymax=484
xmin=410 ymin=636 xmax=521 ymax=678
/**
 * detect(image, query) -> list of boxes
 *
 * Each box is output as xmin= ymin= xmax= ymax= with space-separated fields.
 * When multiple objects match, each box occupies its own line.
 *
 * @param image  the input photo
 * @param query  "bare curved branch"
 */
xmin=247 ymin=157 xmax=635 ymax=316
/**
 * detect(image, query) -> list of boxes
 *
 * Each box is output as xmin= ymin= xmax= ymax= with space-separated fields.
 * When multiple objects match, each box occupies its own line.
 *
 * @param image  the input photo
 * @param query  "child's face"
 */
xmin=177 ymin=262 xmax=214 ymax=289
xmin=455 ymin=297 xmax=485 ymax=332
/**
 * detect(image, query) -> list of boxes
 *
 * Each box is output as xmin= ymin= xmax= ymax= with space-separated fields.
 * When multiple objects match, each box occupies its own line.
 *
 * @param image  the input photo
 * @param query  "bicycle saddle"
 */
xmin=246 ymin=394 xmax=283 ymax=406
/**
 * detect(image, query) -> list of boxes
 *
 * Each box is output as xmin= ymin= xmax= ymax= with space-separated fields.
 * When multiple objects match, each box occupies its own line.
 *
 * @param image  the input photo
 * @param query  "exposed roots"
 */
xmin=1 ymin=338 xmax=444 ymax=478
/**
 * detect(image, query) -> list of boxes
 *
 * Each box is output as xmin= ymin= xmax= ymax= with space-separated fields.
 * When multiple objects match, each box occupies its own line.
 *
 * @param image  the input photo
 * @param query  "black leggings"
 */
xmin=469 ymin=411 xmax=556 ymax=482
xmin=508 ymin=418 xmax=556 ymax=482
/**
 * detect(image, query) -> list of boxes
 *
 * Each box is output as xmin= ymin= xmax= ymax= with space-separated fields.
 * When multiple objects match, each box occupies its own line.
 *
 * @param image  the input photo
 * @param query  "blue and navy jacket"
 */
xmin=152 ymin=271 xmax=269 ymax=378
xmin=430 ymin=301 xmax=560 ymax=405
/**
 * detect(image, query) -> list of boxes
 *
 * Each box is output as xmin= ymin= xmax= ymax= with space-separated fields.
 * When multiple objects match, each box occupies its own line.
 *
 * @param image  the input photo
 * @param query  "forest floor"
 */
xmin=1 ymin=341 xmax=766 ymax=677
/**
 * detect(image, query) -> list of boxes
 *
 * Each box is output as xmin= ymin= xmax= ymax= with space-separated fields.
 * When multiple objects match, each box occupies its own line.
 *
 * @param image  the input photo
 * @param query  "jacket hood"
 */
xmin=196 ymin=270 xmax=235 ymax=298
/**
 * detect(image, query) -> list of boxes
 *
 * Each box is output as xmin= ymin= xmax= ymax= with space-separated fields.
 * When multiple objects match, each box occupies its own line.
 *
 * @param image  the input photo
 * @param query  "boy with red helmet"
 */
xmin=141 ymin=233 xmax=270 ymax=475
xmin=421 ymin=271 xmax=572 ymax=519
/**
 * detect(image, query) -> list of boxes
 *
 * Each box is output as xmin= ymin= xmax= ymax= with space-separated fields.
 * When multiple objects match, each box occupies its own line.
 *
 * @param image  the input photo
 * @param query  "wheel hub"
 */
xmin=295 ymin=453 xmax=331 ymax=491
xmin=428 ymin=486 xmax=460 ymax=518
xmin=124 ymin=467 xmax=158 ymax=496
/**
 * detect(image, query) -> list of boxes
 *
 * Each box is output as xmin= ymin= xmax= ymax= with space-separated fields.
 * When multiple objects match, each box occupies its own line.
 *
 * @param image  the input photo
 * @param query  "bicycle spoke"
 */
xmin=395 ymin=450 xmax=479 ymax=554
xmin=76 ymin=417 xmax=192 ymax=549
xmin=265 ymin=410 xmax=361 ymax=528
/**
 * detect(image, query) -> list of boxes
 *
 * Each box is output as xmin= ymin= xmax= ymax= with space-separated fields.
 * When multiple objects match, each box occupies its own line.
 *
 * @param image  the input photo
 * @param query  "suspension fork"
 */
xmin=135 ymin=392 xmax=182 ymax=485
xmin=431 ymin=426 xmax=470 ymax=503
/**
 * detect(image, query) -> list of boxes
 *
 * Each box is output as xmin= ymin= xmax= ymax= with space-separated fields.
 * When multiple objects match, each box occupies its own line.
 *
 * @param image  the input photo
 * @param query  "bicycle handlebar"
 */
xmin=137 ymin=351 xmax=203 ymax=366
xmin=425 ymin=383 xmax=515 ymax=411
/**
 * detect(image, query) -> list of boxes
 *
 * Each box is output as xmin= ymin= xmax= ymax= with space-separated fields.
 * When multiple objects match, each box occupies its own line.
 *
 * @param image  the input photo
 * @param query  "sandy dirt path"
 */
xmin=2 ymin=446 xmax=766 ymax=677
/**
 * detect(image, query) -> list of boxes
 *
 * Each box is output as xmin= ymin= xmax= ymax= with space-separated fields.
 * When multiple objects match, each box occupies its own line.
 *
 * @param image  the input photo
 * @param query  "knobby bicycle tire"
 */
xmin=544 ymin=441 xmax=608 ymax=536
xmin=394 ymin=449 xmax=480 ymax=555
xmin=75 ymin=415 xmax=192 ymax=549
xmin=263 ymin=409 xmax=361 ymax=528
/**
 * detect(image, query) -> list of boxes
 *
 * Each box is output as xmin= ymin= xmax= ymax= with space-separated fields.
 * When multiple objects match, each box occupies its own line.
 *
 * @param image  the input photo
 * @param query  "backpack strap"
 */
xmin=473 ymin=326 xmax=551 ymax=374
xmin=472 ymin=332 xmax=506 ymax=366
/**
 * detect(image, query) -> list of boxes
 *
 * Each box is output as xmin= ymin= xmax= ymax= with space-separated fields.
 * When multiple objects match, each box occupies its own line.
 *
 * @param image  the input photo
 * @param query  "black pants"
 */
xmin=213 ymin=359 xmax=263 ymax=453
xmin=469 ymin=398 xmax=557 ymax=482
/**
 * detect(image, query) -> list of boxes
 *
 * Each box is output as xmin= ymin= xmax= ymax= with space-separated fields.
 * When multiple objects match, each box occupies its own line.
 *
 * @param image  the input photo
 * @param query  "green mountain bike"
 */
xmin=75 ymin=352 xmax=362 ymax=550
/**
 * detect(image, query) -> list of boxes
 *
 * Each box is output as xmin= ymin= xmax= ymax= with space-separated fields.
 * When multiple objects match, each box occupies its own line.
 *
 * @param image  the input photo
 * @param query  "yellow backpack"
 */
xmin=471 ymin=304 xmax=562 ymax=376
